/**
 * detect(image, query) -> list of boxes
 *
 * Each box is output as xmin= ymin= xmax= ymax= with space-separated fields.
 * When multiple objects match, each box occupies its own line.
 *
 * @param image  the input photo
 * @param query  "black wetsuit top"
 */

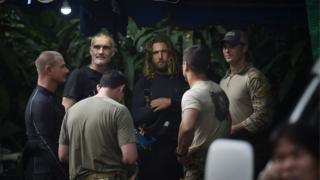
xmin=25 ymin=85 xmax=65 ymax=155
xmin=131 ymin=73 xmax=188 ymax=180
xmin=131 ymin=73 xmax=189 ymax=140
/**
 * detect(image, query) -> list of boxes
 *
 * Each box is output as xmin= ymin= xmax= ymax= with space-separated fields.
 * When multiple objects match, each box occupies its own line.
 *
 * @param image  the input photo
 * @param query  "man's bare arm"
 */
xmin=62 ymin=97 xmax=77 ymax=110
xmin=176 ymin=108 xmax=199 ymax=156
xmin=58 ymin=144 xmax=69 ymax=162
xmin=121 ymin=143 xmax=137 ymax=164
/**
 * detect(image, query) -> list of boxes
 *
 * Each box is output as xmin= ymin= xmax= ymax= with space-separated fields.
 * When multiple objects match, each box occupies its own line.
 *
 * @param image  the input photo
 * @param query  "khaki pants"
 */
xmin=85 ymin=172 xmax=121 ymax=180
xmin=183 ymin=149 xmax=207 ymax=180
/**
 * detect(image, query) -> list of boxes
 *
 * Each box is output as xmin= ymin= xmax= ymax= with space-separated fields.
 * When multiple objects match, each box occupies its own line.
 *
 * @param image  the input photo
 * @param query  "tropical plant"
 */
xmin=0 ymin=3 xmax=313 ymax=153
xmin=0 ymin=4 xmax=88 ymax=151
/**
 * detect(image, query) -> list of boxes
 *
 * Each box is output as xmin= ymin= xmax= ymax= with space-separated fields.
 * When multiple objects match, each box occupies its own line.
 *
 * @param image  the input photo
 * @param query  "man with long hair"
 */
xmin=131 ymin=34 xmax=188 ymax=180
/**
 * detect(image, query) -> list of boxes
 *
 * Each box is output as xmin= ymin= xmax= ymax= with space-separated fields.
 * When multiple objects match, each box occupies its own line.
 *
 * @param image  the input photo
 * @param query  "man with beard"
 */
xmin=131 ymin=34 xmax=188 ymax=180
xmin=62 ymin=32 xmax=117 ymax=110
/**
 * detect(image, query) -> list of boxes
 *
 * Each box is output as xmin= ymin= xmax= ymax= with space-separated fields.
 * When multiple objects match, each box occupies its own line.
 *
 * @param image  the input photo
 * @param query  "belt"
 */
xmin=85 ymin=172 xmax=119 ymax=180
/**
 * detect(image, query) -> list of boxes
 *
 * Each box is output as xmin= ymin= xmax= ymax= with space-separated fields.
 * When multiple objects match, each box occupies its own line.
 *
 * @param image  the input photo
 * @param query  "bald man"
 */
xmin=23 ymin=51 xmax=69 ymax=180
xmin=62 ymin=32 xmax=117 ymax=110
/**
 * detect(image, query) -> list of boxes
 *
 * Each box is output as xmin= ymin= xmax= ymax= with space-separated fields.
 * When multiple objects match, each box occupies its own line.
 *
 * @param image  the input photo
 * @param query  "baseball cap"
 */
xmin=222 ymin=30 xmax=248 ymax=45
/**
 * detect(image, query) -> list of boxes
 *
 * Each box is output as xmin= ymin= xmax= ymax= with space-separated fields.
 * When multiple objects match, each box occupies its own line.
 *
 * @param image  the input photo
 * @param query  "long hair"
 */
xmin=143 ymin=34 xmax=179 ymax=79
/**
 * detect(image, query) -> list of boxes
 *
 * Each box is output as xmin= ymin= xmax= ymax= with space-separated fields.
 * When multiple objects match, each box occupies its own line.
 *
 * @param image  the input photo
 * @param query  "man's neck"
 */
xmin=229 ymin=58 xmax=248 ymax=75
xmin=89 ymin=64 xmax=107 ymax=74
xmin=155 ymin=70 xmax=169 ymax=75
xmin=188 ymin=73 xmax=208 ymax=87
xmin=37 ymin=78 xmax=57 ymax=93
xmin=94 ymin=88 xmax=120 ymax=102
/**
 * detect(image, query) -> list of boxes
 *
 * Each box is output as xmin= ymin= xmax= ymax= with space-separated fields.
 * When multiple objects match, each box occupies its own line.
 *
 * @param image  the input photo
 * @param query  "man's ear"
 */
xmin=183 ymin=62 xmax=189 ymax=72
xmin=96 ymin=84 xmax=101 ymax=92
xmin=89 ymin=46 xmax=94 ymax=56
xmin=111 ymin=48 xmax=117 ymax=57
xmin=44 ymin=65 xmax=52 ymax=75
xmin=119 ymin=84 xmax=125 ymax=93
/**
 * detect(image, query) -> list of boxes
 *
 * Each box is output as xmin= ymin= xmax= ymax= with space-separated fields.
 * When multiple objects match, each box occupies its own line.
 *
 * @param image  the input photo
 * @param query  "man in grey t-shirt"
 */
xmin=177 ymin=45 xmax=231 ymax=180
xmin=58 ymin=70 xmax=137 ymax=180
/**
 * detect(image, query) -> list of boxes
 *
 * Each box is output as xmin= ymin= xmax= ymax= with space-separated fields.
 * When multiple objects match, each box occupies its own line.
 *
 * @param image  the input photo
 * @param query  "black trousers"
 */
xmin=24 ymin=153 xmax=66 ymax=180
xmin=23 ymin=141 xmax=68 ymax=180
xmin=138 ymin=139 xmax=183 ymax=180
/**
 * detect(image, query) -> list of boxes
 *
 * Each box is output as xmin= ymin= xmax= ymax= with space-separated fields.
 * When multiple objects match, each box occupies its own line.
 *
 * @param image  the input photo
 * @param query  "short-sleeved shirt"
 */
xmin=63 ymin=66 xmax=102 ymax=101
xmin=219 ymin=65 xmax=272 ymax=132
xmin=59 ymin=96 xmax=136 ymax=180
xmin=182 ymin=80 xmax=230 ymax=153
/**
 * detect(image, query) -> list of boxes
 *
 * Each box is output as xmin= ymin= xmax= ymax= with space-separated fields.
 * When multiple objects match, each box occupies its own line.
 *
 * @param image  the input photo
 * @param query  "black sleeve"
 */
xmin=62 ymin=69 xmax=82 ymax=101
xmin=131 ymin=78 xmax=157 ymax=126
xmin=170 ymin=75 xmax=189 ymax=111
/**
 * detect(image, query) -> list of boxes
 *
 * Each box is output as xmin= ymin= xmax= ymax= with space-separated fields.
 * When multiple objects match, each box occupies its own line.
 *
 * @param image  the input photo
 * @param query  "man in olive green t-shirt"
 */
xmin=58 ymin=70 xmax=137 ymax=180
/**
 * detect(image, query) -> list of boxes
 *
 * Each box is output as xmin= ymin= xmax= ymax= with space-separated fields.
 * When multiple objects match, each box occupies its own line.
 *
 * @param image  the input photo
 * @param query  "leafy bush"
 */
xmin=0 ymin=4 xmax=313 ymax=151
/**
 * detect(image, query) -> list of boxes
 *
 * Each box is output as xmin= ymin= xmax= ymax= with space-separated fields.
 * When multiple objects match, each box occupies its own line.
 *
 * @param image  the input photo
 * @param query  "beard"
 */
xmin=93 ymin=58 xmax=110 ymax=65
xmin=153 ymin=61 xmax=168 ymax=73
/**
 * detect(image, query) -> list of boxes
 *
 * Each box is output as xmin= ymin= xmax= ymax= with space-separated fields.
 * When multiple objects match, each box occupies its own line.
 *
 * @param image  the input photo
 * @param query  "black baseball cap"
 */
xmin=222 ymin=30 xmax=248 ymax=45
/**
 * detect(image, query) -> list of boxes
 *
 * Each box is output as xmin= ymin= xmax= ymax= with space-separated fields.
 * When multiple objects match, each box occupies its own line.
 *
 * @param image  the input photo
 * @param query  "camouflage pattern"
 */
xmin=243 ymin=66 xmax=273 ymax=132
xmin=86 ymin=176 xmax=121 ymax=180
xmin=84 ymin=173 xmax=126 ymax=180
xmin=182 ymin=149 xmax=207 ymax=180
xmin=220 ymin=64 xmax=273 ymax=132
xmin=82 ymin=165 xmax=138 ymax=180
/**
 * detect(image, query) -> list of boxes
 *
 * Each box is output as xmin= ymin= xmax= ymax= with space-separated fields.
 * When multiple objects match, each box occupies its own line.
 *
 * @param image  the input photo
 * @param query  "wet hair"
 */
xmin=270 ymin=122 xmax=319 ymax=160
xmin=143 ymin=34 xmax=179 ymax=79
xmin=35 ymin=51 xmax=63 ymax=74
xmin=183 ymin=44 xmax=211 ymax=74
xmin=99 ymin=70 xmax=127 ymax=89
xmin=90 ymin=31 xmax=115 ymax=48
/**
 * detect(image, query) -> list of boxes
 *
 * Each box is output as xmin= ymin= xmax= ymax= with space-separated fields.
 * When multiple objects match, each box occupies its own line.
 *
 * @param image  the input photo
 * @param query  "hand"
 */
xmin=231 ymin=124 xmax=246 ymax=135
xmin=258 ymin=161 xmax=282 ymax=180
xmin=150 ymin=98 xmax=171 ymax=112
xmin=177 ymin=154 xmax=192 ymax=166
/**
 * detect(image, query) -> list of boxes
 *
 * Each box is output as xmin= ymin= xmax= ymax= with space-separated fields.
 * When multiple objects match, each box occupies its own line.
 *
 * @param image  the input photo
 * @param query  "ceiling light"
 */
xmin=60 ymin=0 xmax=71 ymax=15
xmin=37 ymin=0 xmax=54 ymax=3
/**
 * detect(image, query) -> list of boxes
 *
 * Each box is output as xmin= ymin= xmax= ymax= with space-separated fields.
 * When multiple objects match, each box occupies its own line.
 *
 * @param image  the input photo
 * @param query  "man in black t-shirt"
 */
xmin=62 ymin=32 xmax=116 ymax=110
xmin=24 ymin=51 xmax=69 ymax=180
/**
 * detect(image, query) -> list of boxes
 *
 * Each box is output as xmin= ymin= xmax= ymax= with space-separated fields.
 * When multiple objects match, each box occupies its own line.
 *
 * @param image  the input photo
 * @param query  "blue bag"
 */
xmin=135 ymin=131 xmax=157 ymax=151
